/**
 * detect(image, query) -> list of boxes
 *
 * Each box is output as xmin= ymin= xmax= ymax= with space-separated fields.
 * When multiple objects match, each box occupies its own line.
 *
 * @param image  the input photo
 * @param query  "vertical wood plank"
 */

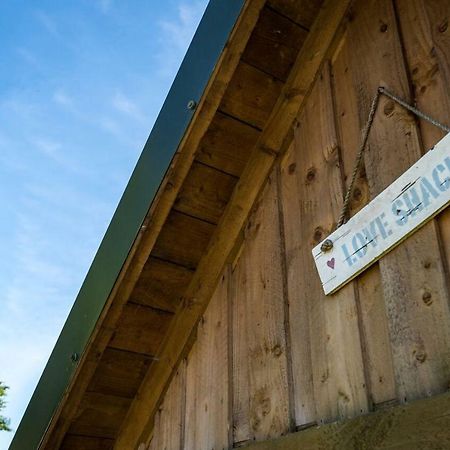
xmin=279 ymin=139 xmax=316 ymax=427
xmin=231 ymin=170 xmax=291 ymax=444
xmin=154 ymin=361 xmax=185 ymax=450
xmin=395 ymin=0 xmax=450 ymax=297
xmin=231 ymin=246 xmax=251 ymax=445
xmin=330 ymin=31 xmax=397 ymax=407
xmin=184 ymin=270 xmax=230 ymax=450
xmin=347 ymin=0 xmax=450 ymax=401
xmin=146 ymin=413 xmax=160 ymax=450
xmin=355 ymin=267 xmax=397 ymax=407
xmin=280 ymin=63 xmax=368 ymax=426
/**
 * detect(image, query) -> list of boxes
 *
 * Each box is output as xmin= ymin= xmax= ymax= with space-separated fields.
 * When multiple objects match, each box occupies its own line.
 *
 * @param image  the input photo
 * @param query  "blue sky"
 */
xmin=0 ymin=1 xmax=208 ymax=447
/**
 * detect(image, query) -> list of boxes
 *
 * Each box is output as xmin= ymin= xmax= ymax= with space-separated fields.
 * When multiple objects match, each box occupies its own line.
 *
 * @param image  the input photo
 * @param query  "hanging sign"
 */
xmin=313 ymin=133 xmax=450 ymax=295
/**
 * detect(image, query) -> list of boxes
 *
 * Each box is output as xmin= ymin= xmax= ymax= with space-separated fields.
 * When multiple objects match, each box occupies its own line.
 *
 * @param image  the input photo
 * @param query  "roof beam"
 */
xmin=114 ymin=0 xmax=352 ymax=448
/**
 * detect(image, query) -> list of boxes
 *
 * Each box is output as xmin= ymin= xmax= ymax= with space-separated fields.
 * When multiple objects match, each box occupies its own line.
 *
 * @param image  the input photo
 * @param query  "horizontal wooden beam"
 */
xmin=242 ymin=391 xmax=450 ymax=449
xmin=114 ymin=1 xmax=352 ymax=449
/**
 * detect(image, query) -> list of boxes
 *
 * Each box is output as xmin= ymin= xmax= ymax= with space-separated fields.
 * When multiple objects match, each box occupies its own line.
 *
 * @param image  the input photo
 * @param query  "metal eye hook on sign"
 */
xmin=314 ymin=86 xmax=450 ymax=295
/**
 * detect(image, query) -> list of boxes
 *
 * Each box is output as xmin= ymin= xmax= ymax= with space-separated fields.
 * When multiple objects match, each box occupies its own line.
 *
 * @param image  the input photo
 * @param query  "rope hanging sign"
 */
xmin=313 ymin=87 xmax=450 ymax=295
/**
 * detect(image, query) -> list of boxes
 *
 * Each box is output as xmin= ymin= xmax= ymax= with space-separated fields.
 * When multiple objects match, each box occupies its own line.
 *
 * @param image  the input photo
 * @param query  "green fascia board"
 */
xmin=9 ymin=1 xmax=244 ymax=448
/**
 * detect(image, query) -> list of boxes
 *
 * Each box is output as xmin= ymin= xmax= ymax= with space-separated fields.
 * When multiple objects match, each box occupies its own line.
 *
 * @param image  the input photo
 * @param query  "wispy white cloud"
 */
xmin=53 ymin=90 xmax=73 ymax=108
xmin=23 ymin=182 xmax=111 ymax=219
xmin=5 ymin=245 xmax=66 ymax=315
xmin=35 ymin=10 xmax=58 ymax=36
xmin=0 ymin=131 xmax=30 ymax=175
xmin=51 ymin=88 xmax=145 ymax=148
xmin=98 ymin=0 xmax=112 ymax=14
xmin=32 ymin=137 xmax=87 ymax=175
xmin=34 ymin=137 xmax=61 ymax=157
xmin=16 ymin=48 xmax=40 ymax=68
xmin=159 ymin=2 xmax=205 ymax=51
xmin=2 ymin=180 xmax=113 ymax=316
xmin=1 ymin=97 xmax=39 ymax=121
xmin=0 ymin=201 xmax=89 ymax=434
xmin=112 ymin=91 xmax=147 ymax=123
xmin=99 ymin=116 xmax=121 ymax=135
xmin=157 ymin=1 xmax=208 ymax=76
xmin=0 ymin=331 xmax=55 ymax=433
xmin=97 ymin=115 xmax=144 ymax=150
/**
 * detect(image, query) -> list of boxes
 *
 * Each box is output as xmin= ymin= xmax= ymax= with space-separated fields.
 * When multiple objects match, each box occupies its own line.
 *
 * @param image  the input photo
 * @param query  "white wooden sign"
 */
xmin=313 ymin=133 xmax=450 ymax=295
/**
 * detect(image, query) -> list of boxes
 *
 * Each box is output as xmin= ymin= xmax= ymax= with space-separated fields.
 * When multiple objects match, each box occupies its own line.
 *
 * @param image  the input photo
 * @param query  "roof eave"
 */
xmin=9 ymin=1 xmax=245 ymax=448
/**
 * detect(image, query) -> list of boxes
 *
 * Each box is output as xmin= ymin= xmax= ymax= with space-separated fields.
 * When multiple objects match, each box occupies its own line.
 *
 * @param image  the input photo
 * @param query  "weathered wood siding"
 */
xmin=145 ymin=0 xmax=450 ymax=448
xmin=231 ymin=172 xmax=291 ymax=443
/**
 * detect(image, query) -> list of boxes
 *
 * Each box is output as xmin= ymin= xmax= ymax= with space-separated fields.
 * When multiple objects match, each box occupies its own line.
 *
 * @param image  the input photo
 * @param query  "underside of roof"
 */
xmin=11 ymin=0 xmax=330 ymax=448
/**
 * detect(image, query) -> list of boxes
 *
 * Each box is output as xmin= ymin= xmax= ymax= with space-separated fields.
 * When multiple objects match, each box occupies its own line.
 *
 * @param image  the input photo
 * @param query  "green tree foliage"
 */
xmin=0 ymin=382 xmax=11 ymax=432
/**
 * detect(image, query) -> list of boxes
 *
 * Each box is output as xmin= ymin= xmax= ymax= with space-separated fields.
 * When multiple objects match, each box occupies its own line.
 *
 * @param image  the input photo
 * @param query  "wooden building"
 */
xmin=11 ymin=0 xmax=450 ymax=448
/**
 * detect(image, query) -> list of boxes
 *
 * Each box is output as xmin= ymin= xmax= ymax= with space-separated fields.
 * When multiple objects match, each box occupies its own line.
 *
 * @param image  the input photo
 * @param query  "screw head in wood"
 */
xmin=415 ymin=350 xmax=427 ymax=363
xmin=321 ymin=239 xmax=333 ymax=252
xmin=187 ymin=100 xmax=197 ymax=110
xmin=422 ymin=291 xmax=433 ymax=306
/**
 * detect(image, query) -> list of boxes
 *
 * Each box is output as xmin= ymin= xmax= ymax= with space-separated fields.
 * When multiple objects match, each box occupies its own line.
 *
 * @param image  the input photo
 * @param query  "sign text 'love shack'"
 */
xmin=313 ymin=133 xmax=450 ymax=295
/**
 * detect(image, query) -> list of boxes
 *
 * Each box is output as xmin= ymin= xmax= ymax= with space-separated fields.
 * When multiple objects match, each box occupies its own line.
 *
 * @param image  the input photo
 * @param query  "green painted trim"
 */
xmin=9 ymin=1 xmax=244 ymax=448
xmin=242 ymin=392 xmax=450 ymax=450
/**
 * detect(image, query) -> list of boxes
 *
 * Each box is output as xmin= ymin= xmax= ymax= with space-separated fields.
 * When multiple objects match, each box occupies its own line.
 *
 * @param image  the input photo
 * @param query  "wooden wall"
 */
xmin=145 ymin=0 xmax=450 ymax=448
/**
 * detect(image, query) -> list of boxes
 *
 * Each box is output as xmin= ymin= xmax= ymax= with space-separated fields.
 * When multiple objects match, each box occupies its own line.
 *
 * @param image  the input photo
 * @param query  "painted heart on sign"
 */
xmin=327 ymin=258 xmax=335 ymax=269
